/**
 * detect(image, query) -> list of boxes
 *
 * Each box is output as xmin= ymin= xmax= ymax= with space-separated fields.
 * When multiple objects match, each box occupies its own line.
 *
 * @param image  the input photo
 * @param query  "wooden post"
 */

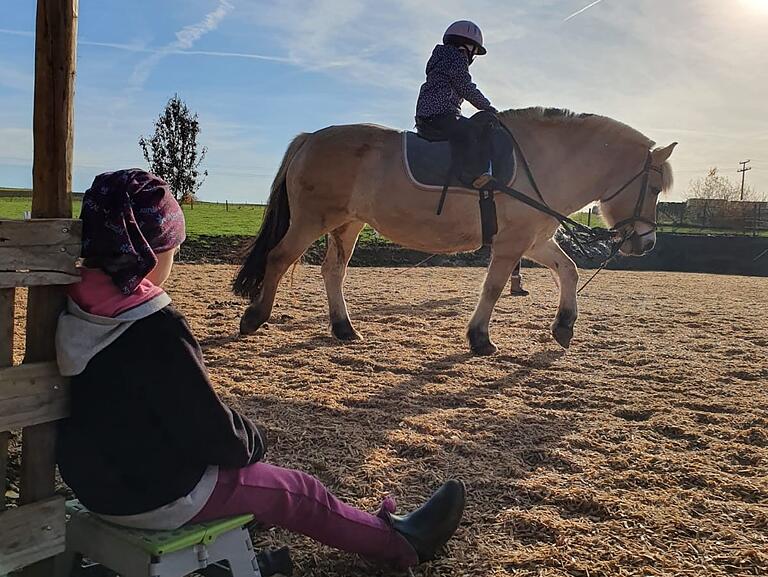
xmin=21 ymin=1 xmax=78 ymax=576
xmin=587 ymin=207 xmax=592 ymax=228
xmin=226 ymin=199 xmax=229 ymax=212
xmin=0 ymin=289 xmax=13 ymax=512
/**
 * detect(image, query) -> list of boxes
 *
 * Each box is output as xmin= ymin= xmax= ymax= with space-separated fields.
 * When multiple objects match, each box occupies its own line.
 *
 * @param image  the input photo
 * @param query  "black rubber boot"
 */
xmin=387 ymin=480 xmax=466 ymax=563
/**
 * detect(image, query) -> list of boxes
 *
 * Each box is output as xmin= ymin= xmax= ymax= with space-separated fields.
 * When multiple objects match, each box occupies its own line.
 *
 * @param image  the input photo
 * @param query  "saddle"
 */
xmin=403 ymin=116 xmax=518 ymax=246
xmin=403 ymin=121 xmax=517 ymax=192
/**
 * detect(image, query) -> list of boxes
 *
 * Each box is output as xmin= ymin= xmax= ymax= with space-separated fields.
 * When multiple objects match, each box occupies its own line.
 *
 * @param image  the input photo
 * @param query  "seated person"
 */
xmin=415 ymin=20 xmax=497 ymax=188
xmin=56 ymin=169 xmax=466 ymax=570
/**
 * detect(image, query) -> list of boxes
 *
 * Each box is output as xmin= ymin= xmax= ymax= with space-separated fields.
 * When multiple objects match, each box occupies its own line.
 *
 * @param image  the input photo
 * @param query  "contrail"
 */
xmin=130 ymin=0 xmax=234 ymax=89
xmin=564 ymin=0 xmax=606 ymax=22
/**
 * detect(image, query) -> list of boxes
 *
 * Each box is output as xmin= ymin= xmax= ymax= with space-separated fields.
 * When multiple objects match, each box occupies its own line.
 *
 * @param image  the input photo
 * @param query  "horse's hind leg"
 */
xmin=526 ymin=238 xmax=579 ymax=348
xmin=240 ymin=220 xmax=327 ymax=334
xmin=323 ymin=221 xmax=365 ymax=341
xmin=467 ymin=252 xmax=520 ymax=355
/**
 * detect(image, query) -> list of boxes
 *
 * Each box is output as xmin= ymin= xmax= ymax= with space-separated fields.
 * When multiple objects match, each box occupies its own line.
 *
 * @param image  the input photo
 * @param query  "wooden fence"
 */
xmin=0 ymin=0 xmax=79 ymax=575
xmin=0 ymin=219 xmax=81 ymax=575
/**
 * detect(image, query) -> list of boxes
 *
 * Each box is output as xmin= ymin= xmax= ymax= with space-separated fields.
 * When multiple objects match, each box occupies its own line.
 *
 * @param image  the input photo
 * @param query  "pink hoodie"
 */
xmin=68 ymin=268 xmax=165 ymax=318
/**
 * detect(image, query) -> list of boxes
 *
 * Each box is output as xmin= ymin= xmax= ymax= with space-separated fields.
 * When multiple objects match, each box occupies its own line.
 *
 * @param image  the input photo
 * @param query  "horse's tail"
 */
xmin=233 ymin=132 xmax=311 ymax=298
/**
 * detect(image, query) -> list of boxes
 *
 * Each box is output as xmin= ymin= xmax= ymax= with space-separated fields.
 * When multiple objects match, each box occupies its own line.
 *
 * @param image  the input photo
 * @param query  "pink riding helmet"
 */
xmin=443 ymin=20 xmax=487 ymax=55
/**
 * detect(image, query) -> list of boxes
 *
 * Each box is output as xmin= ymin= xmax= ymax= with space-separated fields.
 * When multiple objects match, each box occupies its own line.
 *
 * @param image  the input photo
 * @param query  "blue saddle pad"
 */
xmin=403 ymin=128 xmax=517 ymax=190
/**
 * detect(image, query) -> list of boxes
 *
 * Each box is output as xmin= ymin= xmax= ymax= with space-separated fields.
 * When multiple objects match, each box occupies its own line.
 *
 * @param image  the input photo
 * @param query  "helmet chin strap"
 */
xmin=461 ymin=44 xmax=477 ymax=64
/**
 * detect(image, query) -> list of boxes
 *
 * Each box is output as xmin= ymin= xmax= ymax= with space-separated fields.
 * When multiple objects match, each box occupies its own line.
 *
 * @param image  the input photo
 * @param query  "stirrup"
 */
xmin=472 ymin=173 xmax=494 ymax=190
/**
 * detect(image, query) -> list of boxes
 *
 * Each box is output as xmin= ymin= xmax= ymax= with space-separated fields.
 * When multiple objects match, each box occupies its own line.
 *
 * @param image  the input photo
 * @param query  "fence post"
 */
xmin=587 ymin=207 xmax=592 ymax=227
xmin=226 ymin=200 xmax=229 ymax=212
xmin=0 ymin=288 xmax=13 ymax=511
xmin=755 ymin=203 xmax=760 ymax=237
xmin=22 ymin=1 xmax=78 ymax=576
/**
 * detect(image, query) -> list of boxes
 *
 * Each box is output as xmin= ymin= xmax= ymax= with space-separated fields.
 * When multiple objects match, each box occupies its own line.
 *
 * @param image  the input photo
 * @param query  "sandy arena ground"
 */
xmin=159 ymin=265 xmax=767 ymax=577
xmin=13 ymin=265 xmax=767 ymax=576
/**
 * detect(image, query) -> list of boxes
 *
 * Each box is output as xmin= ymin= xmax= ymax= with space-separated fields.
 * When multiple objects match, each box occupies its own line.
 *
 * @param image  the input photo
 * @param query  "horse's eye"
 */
xmin=651 ymin=187 xmax=662 ymax=195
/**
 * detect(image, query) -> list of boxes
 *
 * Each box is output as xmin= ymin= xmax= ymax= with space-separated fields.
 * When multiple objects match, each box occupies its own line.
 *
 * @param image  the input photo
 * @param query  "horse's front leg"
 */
xmin=467 ymin=253 xmax=520 ymax=355
xmin=526 ymin=238 xmax=579 ymax=348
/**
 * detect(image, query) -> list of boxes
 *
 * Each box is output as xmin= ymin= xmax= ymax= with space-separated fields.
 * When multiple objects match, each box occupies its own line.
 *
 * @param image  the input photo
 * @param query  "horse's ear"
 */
xmin=652 ymin=142 xmax=678 ymax=164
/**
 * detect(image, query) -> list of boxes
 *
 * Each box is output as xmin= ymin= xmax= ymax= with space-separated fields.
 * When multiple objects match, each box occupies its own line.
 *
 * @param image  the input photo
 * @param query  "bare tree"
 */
xmin=686 ymin=168 xmax=739 ymax=201
xmin=139 ymin=94 xmax=208 ymax=201
xmin=687 ymin=167 xmax=766 ymax=202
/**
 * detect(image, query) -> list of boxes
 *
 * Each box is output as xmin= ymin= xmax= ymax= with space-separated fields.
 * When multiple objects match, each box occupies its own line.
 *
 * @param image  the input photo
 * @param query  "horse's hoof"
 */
xmin=331 ymin=320 xmax=362 ymax=342
xmin=471 ymin=341 xmax=498 ymax=356
xmin=240 ymin=307 xmax=269 ymax=335
xmin=552 ymin=325 xmax=574 ymax=349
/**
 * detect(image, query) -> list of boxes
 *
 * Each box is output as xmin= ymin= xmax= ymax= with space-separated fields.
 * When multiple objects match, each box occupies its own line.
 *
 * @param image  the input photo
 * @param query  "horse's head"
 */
xmin=599 ymin=142 xmax=677 ymax=256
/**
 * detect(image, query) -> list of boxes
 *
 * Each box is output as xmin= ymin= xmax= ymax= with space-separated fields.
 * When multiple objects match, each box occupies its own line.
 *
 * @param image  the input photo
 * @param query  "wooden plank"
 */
xmin=0 ymin=271 xmax=80 ymax=289
xmin=0 ymin=362 xmax=69 ymax=432
xmin=0 ymin=496 xmax=65 ymax=574
xmin=0 ymin=219 xmax=81 ymax=247
xmin=0 ymin=287 xmax=13 ymax=511
xmin=0 ymin=244 xmax=80 ymax=274
xmin=23 ymin=1 xmax=78 ymax=575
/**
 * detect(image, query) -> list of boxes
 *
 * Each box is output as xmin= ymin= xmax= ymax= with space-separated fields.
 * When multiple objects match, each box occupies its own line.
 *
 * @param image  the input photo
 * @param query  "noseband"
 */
xmin=602 ymin=151 xmax=664 ymax=240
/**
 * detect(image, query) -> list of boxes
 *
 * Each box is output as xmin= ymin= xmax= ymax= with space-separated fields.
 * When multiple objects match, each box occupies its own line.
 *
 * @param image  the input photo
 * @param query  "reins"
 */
xmin=491 ymin=123 xmax=662 ymax=291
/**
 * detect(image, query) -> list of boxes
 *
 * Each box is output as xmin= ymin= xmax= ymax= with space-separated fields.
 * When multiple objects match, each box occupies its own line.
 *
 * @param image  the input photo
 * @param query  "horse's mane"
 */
xmin=499 ymin=107 xmax=674 ymax=192
xmin=499 ymin=107 xmax=594 ymax=123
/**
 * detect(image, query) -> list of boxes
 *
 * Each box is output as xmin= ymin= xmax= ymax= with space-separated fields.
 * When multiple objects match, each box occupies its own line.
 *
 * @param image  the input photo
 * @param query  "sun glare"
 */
xmin=742 ymin=0 xmax=768 ymax=13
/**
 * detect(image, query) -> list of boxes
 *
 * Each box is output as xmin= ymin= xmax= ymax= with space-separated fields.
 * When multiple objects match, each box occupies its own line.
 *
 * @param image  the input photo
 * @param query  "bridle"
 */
xmin=601 ymin=151 xmax=664 ymax=240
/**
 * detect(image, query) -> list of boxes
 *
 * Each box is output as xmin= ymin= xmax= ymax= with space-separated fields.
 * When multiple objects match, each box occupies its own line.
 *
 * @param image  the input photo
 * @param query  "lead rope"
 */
xmin=576 ymin=232 xmax=627 ymax=294
xmin=388 ymin=253 xmax=439 ymax=278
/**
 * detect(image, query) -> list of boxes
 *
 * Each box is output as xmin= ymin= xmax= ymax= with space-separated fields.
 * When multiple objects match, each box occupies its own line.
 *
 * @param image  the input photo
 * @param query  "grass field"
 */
xmin=0 ymin=196 xmax=765 ymax=238
xmin=0 ymin=196 xmax=265 ymax=239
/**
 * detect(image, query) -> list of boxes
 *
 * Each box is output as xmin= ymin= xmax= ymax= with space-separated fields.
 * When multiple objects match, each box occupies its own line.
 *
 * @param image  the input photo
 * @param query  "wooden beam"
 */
xmin=0 ymin=219 xmax=82 ymax=247
xmin=0 ymin=288 xmax=12 ymax=511
xmin=0 ymin=271 xmax=80 ymax=290
xmin=23 ymin=1 xmax=78 ymax=576
xmin=0 ymin=496 xmax=66 ymax=574
xmin=0 ymin=363 xmax=69 ymax=432
xmin=0 ymin=245 xmax=80 ymax=274
xmin=0 ymin=220 xmax=82 ymax=282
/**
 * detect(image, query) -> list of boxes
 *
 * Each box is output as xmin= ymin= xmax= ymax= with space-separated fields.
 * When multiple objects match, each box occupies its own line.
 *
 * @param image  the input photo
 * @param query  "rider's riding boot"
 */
xmin=386 ymin=480 xmax=466 ymax=563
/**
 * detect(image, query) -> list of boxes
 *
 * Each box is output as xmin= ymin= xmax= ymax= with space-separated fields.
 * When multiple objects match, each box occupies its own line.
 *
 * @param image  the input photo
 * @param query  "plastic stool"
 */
xmin=61 ymin=500 xmax=292 ymax=577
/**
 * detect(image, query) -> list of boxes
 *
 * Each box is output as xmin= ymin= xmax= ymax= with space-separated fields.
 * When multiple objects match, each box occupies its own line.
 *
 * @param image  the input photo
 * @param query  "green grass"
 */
xmin=0 ymin=197 xmax=265 ymax=239
xmin=1 ymin=197 xmax=765 ymax=239
xmin=181 ymin=202 xmax=264 ymax=238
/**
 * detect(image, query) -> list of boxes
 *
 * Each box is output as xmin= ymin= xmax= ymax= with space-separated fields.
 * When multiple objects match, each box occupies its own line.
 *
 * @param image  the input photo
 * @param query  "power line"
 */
xmin=738 ymin=160 xmax=752 ymax=201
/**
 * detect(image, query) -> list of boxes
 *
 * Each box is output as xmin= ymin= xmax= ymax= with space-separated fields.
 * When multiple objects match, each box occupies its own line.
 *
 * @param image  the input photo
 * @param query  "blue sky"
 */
xmin=1 ymin=0 xmax=767 ymax=202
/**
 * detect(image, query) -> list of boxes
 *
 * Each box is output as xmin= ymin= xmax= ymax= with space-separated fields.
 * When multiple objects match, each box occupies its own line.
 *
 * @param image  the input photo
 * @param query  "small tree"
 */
xmin=139 ymin=94 xmax=208 ymax=201
xmin=687 ymin=167 xmax=767 ymax=202
xmin=686 ymin=168 xmax=738 ymax=201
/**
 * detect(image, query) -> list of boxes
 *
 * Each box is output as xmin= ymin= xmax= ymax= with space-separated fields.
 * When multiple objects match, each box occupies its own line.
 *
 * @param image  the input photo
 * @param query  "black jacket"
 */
xmin=57 ymin=306 xmax=266 ymax=515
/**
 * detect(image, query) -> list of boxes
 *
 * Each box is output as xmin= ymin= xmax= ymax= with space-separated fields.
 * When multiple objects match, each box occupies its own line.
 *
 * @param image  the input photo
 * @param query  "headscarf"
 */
xmin=80 ymin=169 xmax=186 ymax=294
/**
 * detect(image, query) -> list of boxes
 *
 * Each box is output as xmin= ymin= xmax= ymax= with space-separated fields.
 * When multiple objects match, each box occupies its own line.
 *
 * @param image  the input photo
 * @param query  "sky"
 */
xmin=1 ymin=0 xmax=767 ymax=203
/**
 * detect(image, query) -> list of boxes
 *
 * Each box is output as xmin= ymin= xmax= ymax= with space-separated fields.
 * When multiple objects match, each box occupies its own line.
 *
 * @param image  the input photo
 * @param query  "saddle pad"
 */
xmin=403 ymin=129 xmax=517 ymax=191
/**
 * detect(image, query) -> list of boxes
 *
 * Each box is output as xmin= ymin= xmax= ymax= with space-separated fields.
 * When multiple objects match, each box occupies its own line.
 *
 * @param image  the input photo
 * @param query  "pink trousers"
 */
xmin=190 ymin=463 xmax=418 ymax=568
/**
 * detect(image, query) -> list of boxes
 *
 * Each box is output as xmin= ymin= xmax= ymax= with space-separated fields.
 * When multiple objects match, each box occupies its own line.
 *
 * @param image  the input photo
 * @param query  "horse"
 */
xmin=233 ymin=107 xmax=676 ymax=355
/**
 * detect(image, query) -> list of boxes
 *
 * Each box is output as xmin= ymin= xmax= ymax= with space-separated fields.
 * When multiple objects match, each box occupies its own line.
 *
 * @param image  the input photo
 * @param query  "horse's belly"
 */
xmin=364 ymin=192 xmax=484 ymax=254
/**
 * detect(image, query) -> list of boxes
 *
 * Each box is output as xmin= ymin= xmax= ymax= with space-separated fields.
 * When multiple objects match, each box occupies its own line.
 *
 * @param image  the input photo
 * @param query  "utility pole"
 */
xmin=738 ymin=160 xmax=752 ymax=201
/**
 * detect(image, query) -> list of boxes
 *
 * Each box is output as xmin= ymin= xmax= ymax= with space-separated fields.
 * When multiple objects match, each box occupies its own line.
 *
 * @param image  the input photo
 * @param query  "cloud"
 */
xmin=130 ymin=0 xmax=234 ymax=89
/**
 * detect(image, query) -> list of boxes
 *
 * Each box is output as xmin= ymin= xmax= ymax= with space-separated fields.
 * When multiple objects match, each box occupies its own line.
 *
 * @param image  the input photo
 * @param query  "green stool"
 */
xmin=61 ymin=500 xmax=292 ymax=577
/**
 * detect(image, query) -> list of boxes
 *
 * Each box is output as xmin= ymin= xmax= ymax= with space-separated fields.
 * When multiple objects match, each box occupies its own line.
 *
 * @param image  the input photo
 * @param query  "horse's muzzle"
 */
xmin=620 ymin=235 xmax=655 ymax=256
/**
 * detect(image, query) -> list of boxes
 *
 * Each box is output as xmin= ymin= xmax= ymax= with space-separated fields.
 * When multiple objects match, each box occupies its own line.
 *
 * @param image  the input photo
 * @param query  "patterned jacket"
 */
xmin=415 ymin=44 xmax=495 ymax=119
